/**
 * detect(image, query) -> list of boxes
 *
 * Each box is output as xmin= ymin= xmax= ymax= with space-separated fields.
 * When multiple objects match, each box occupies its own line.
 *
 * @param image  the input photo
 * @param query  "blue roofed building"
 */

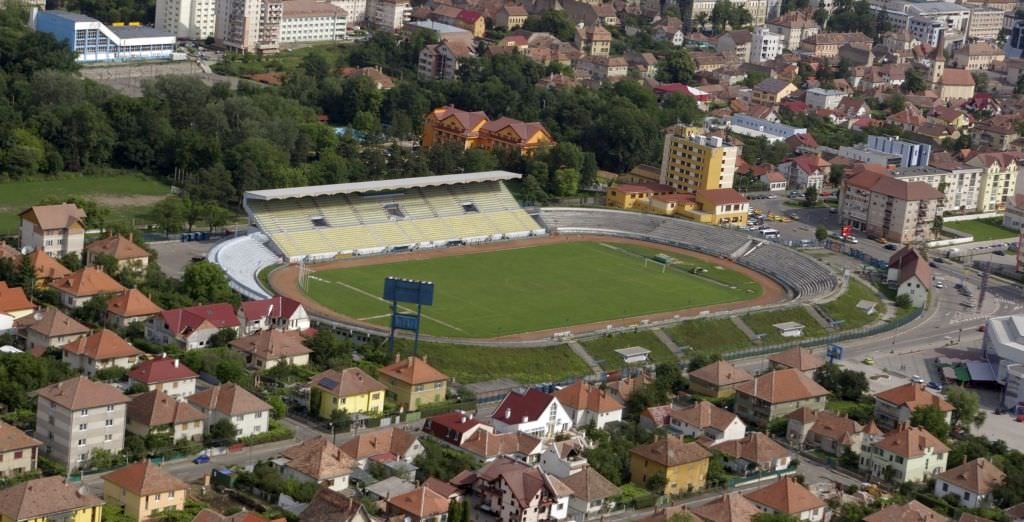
xmin=32 ymin=10 xmax=176 ymax=63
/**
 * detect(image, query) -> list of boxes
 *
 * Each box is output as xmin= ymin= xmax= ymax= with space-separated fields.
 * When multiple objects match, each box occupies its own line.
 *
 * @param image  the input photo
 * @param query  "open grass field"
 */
xmin=819 ymin=279 xmax=886 ymax=330
xmin=742 ymin=307 xmax=827 ymax=344
xmin=947 ymin=218 xmax=1017 ymax=241
xmin=305 ymin=241 xmax=763 ymax=338
xmin=666 ymin=317 xmax=752 ymax=354
xmin=580 ymin=331 xmax=677 ymax=371
xmin=0 ymin=174 xmax=171 ymax=234
xmin=392 ymin=339 xmax=591 ymax=384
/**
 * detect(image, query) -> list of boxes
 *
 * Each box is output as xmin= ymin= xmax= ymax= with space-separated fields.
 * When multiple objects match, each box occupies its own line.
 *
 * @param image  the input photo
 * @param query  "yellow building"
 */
xmin=378 ymin=355 xmax=449 ymax=411
xmin=421 ymin=106 xmax=489 ymax=150
xmin=647 ymin=189 xmax=749 ymax=225
xmin=0 ymin=475 xmax=103 ymax=522
xmin=605 ymin=183 xmax=675 ymax=210
xmin=659 ymin=125 xmax=739 ymax=193
xmin=102 ymin=460 xmax=188 ymax=521
xmin=629 ymin=436 xmax=711 ymax=495
xmin=309 ymin=368 xmax=387 ymax=419
xmin=751 ymin=78 xmax=800 ymax=106
xmin=422 ymin=106 xmax=555 ymax=156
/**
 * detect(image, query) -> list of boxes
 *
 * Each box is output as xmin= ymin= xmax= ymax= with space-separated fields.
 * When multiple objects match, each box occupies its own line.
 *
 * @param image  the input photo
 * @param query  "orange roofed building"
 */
xmin=378 ymin=355 xmax=448 ymax=411
xmin=553 ymin=380 xmax=624 ymax=428
xmin=422 ymin=106 xmax=555 ymax=156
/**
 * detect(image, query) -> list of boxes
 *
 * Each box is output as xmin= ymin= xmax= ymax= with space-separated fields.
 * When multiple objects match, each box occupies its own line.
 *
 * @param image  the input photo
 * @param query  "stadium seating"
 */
xmin=247 ymin=179 xmax=544 ymax=260
xmin=536 ymin=208 xmax=838 ymax=300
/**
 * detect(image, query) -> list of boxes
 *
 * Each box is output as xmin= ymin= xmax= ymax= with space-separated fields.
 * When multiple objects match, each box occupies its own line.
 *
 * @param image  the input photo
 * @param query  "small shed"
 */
xmin=773 ymin=322 xmax=805 ymax=338
xmin=615 ymin=346 xmax=652 ymax=365
xmin=855 ymin=300 xmax=877 ymax=315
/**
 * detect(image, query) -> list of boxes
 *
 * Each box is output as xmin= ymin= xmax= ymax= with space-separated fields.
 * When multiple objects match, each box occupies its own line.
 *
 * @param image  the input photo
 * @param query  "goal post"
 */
xmin=643 ymin=257 xmax=668 ymax=273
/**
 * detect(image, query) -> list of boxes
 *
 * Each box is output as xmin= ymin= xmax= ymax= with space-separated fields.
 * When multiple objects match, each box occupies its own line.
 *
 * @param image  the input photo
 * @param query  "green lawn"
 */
xmin=947 ymin=217 xmax=1017 ymax=241
xmin=580 ymin=331 xmax=677 ymax=371
xmin=665 ymin=317 xmax=752 ymax=354
xmin=306 ymin=241 xmax=762 ymax=338
xmin=742 ymin=307 xmax=827 ymax=344
xmin=820 ymin=279 xmax=886 ymax=330
xmin=214 ymin=43 xmax=348 ymax=76
xmin=611 ymin=243 xmax=764 ymax=291
xmin=0 ymin=173 xmax=171 ymax=233
xmin=393 ymin=339 xmax=591 ymax=384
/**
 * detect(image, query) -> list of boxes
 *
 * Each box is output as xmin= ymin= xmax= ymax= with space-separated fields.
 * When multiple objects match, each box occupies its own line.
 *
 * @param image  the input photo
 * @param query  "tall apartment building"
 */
xmin=895 ymin=153 xmax=982 ymax=213
xmin=688 ymin=0 xmax=768 ymax=26
xmin=767 ymin=11 xmax=819 ymax=50
xmin=750 ymin=26 xmax=782 ymax=63
xmin=839 ymin=170 xmax=945 ymax=243
xmin=967 ymin=6 xmax=1003 ymax=40
xmin=966 ymin=152 xmax=1020 ymax=212
xmin=869 ymin=0 xmax=970 ymax=47
xmin=279 ymin=0 xmax=347 ymax=43
xmin=330 ymin=0 xmax=367 ymax=23
xmin=34 ymin=376 xmax=129 ymax=471
xmin=215 ymin=0 xmax=281 ymax=53
xmin=659 ymin=125 xmax=738 ymax=192
xmin=156 ymin=0 xmax=217 ymax=39
xmin=370 ymin=0 xmax=410 ymax=30
xmin=866 ymin=135 xmax=932 ymax=167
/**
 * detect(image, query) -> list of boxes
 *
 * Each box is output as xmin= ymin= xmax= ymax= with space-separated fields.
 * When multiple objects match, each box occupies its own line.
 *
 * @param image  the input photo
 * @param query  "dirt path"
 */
xmin=268 ymin=234 xmax=788 ymax=343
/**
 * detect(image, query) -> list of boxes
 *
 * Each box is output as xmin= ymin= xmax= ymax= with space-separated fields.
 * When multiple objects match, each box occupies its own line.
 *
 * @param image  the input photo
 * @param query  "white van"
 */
xmin=760 ymin=228 xmax=780 ymax=239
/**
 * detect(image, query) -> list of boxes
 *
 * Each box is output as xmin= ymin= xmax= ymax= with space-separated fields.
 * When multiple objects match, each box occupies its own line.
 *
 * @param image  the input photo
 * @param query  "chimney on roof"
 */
xmin=174 ymin=359 xmax=180 ymax=368
xmin=505 ymin=408 xmax=511 ymax=419
xmin=395 ymin=353 xmax=401 ymax=363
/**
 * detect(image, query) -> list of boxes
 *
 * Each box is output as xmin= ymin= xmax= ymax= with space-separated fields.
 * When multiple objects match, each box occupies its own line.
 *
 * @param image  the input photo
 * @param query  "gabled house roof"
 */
xmin=84 ymin=234 xmax=148 ymax=261
xmin=35 ymin=376 xmax=130 ymax=410
xmin=875 ymin=382 xmax=953 ymax=412
xmin=630 ymin=436 xmax=711 ymax=467
xmin=102 ymin=460 xmax=189 ymax=496
xmin=15 ymin=307 xmax=88 ymax=339
xmin=670 ymin=401 xmax=740 ymax=432
xmin=874 ymin=425 xmax=949 ymax=458
xmin=280 ymin=437 xmax=354 ymax=480
xmin=127 ymin=390 xmax=205 ymax=427
xmin=553 ymin=381 xmax=623 ymax=414
xmin=864 ymin=500 xmax=949 ymax=522
xmin=128 ymin=356 xmax=197 ymax=384
xmin=188 ymin=383 xmax=271 ymax=416
xmin=846 ymin=171 xmax=944 ymax=201
xmin=26 ymin=250 xmax=70 ymax=280
xmin=49 ymin=267 xmax=125 ymax=298
xmin=299 ymin=488 xmax=369 ymax=522
xmin=480 ymin=117 xmax=553 ymax=143
xmin=462 ymin=430 xmax=542 ymax=459
xmin=62 ymin=329 xmax=143 ymax=361
xmin=713 ymin=432 xmax=789 ymax=466
xmin=379 ymin=355 xmax=448 ymax=385
xmin=744 ymin=477 xmax=824 ymax=514
xmin=388 ymin=486 xmax=450 ymax=518
xmin=158 ymin=303 xmax=240 ymax=335
xmin=691 ymin=492 xmax=761 ymax=522
xmin=0 ymin=476 xmax=102 ymax=521
xmin=474 ymin=457 xmax=572 ymax=508
xmin=492 ymin=388 xmax=556 ymax=424
xmin=18 ymin=204 xmax=86 ymax=230
xmin=735 ymin=369 xmax=830 ymax=404
xmin=769 ymin=348 xmax=825 ymax=372
xmin=0 ymin=282 xmax=32 ymax=315
xmin=230 ymin=329 xmax=312 ymax=362
xmin=239 ymin=296 xmax=303 ymax=322
xmin=689 ymin=360 xmax=753 ymax=386
xmin=106 ymin=288 xmax=162 ymax=319
xmin=309 ymin=368 xmax=386 ymax=398
xmin=0 ymin=421 xmax=42 ymax=453
xmin=561 ymin=466 xmax=619 ymax=502
xmin=753 ymin=78 xmax=794 ymax=95
xmin=339 ymin=427 xmax=419 ymax=461
xmin=806 ymin=410 xmax=863 ymax=444
xmin=936 ymin=458 xmax=1004 ymax=495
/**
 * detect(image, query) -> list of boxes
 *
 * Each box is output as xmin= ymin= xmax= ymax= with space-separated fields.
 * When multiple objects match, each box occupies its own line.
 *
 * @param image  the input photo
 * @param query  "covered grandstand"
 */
xmin=244 ymin=172 xmax=545 ymax=261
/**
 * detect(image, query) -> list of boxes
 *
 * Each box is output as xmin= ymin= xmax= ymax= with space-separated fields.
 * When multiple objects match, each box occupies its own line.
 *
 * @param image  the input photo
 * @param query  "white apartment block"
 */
xmin=280 ymin=0 xmax=347 ymax=43
xmin=156 ymin=0 xmax=217 ymax=39
xmin=870 ymin=0 xmax=970 ymax=47
xmin=968 ymin=6 xmax=1003 ymax=40
xmin=34 ymin=377 xmax=129 ymax=471
xmin=215 ymin=0 xmax=281 ymax=52
xmin=370 ymin=0 xmax=410 ymax=30
xmin=730 ymin=114 xmax=807 ymax=143
xmin=751 ymin=26 xmax=782 ymax=63
xmin=892 ymin=165 xmax=981 ymax=213
xmin=330 ymin=0 xmax=367 ymax=23
xmin=689 ymin=0 xmax=768 ymax=26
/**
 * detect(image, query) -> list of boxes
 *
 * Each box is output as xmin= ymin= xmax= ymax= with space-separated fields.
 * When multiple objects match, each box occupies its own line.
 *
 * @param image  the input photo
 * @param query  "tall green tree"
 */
xmin=911 ymin=404 xmax=951 ymax=440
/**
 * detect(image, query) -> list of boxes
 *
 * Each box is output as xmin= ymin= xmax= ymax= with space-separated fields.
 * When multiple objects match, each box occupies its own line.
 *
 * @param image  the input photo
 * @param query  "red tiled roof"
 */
xmin=689 ymin=360 xmax=753 ymax=386
xmin=62 ymin=329 xmax=143 ymax=361
xmin=106 ymin=289 xmax=162 ymax=319
xmin=127 ymin=390 xmax=205 ymax=427
xmin=239 ymin=296 xmax=302 ymax=322
xmin=35 ymin=376 xmax=130 ymax=410
xmin=492 ymin=388 xmax=555 ymax=424
xmin=128 ymin=356 xmax=198 ymax=384
xmin=102 ymin=460 xmax=188 ymax=496
xmin=875 ymin=383 xmax=953 ymax=412
xmin=769 ymin=348 xmax=825 ymax=372
xmin=936 ymin=458 xmax=1005 ymax=495
xmin=188 ymin=383 xmax=271 ymax=416
xmin=159 ymin=303 xmax=240 ymax=335
xmin=630 ymin=436 xmax=711 ymax=467
xmin=379 ymin=355 xmax=448 ymax=385
xmin=696 ymin=188 xmax=747 ymax=206
xmin=84 ymin=235 xmax=148 ymax=261
xmin=0 ymin=282 xmax=33 ymax=315
xmin=744 ymin=477 xmax=824 ymax=514
xmin=846 ymin=171 xmax=944 ymax=201
xmin=864 ymin=501 xmax=949 ymax=522
xmin=49 ymin=267 xmax=125 ymax=298
xmin=553 ymin=381 xmax=623 ymax=414
xmin=735 ymin=369 xmax=830 ymax=404
xmin=309 ymin=368 xmax=386 ymax=398
xmin=875 ymin=426 xmax=949 ymax=458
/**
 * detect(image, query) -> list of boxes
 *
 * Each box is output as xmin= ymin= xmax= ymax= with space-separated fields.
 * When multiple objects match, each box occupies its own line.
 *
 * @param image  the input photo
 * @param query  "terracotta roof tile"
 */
xmin=0 ymin=421 xmax=42 ymax=452
xmin=379 ymin=356 xmax=448 ymax=385
xmin=689 ymin=360 xmax=753 ymax=386
xmin=35 ymin=376 xmax=129 ymax=410
xmin=26 ymin=251 xmax=70 ymax=280
xmin=103 ymin=460 xmax=189 ymax=496
xmin=388 ymin=486 xmax=449 ymax=518
xmin=309 ymin=368 xmax=386 ymax=398
xmin=846 ymin=171 xmax=944 ymax=201
xmin=159 ymin=303 xmax=240 ymax=335
xmin=299 ymin=488 xmax=367 ymax=522
xmin=48 ymin=267 xmax=125 ymax=298
xmin=127 ymin=390 xmax=205 ymax=427
xmin=62 ymin=329 xmax=143 ymax=361
xmin=230 ymin=330 xmax=312 ymax=361
xmin=864 ymin=501 xmax=950 ymax=522
xmin=744 ymin=477 xmax=824 ymax=514
xmin=670 ymin=401 xmax=739 ymax=432
xmin=187 ymin=383 xmax=271 ymax=416
xmin=937 ymin=458 xmax=1004 ymax=495
xmin=735 ymin=369 xmax=830 ymax=404
xmin=874 ymin=426 xmax=949 ymax=458
xmin=281 ymin=437 xmax=354 ymax=480
xmin=339 ymin=427 xmax=419 ymax=460
xmin=553 ymin=381 xmax=623 ymax=414
xmin=875 ymin=383 xmax=954 ymax=412
xmin=561 ymin=466 xmax=619 ymax=501
xmin=713 ymin=432 xmax=789 ymax=467
xmin=18 ymin=204 xmax=86 ymax=231
xmin=630 ymin=436 xmax=711 ymax=467
xmin=106 ymin=289 xmax=162 ymax=319
xmin=696 ymin=188 xmax=748 ymax=206
xmin=769 ymin=348 xmax=825 ymax=372
xmin=0 ymin=476 xmax=102 ymax=521
xmin=84 ymin=235 xmax=148 ymax=261
xmin=128 ymin=356 xmax=197 ymax=384
xmin=15 ymin=307 xmax=88 ymax=339
xmin=691 ymin=492 xmax=761 ymax=522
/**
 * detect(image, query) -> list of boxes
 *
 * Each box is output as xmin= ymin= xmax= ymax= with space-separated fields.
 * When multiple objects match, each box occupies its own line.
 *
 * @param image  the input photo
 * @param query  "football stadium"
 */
xmin=210 ymin=171 xmax=838 ymax=341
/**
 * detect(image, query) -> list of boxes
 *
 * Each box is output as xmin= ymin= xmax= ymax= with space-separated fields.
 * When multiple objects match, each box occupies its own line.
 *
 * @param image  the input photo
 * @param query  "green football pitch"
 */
xmin=303 ymin=241 xmax=764 ymax=338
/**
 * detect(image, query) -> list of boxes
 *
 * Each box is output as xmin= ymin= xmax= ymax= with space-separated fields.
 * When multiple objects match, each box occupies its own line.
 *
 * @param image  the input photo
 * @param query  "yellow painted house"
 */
xmin=309 ymin=368 xmax=387 ymax=419
xmin=422 ymin=106 xmax=555 ymax=156
xmin=605 ymin=183 xmax=676 ymax=210
xmin=629 ymin=436 xmax=711 ymax=495
xmin=0 ymin=475 xmax=103 ymax=522
xmin=102 ymin=460 xmax=188 ymax=521
xmin=378 ymin=355 xmax=449 ymax=411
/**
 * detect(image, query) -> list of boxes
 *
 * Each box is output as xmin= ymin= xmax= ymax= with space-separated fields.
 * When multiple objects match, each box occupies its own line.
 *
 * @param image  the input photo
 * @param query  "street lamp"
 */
xmin=329 ymin=422 xmax=336 ymax=445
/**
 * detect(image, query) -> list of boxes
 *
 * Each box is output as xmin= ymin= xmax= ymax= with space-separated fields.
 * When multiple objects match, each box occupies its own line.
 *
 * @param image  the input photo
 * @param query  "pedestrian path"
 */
xmin=731 ymin=315 xmax=758 ymax=341
xmin=803 ymin=304 xmax=833 ymax=330
xmin=653 ymin=328 xmax=683 ymax=357
xmin=568 ymin=340 xmax=603 ymax=377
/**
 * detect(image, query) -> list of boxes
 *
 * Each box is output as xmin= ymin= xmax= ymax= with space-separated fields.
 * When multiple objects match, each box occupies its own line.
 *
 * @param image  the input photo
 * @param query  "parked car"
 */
xmin=927 ymin=381 xmax=943 ymax=391
xmin=885 ymin=244 xmax=898 ymax=251
xmin=193 ymin=454 xmax=210 ymax=464
xmin=935 ymin=280 xmax=944 ymax=288
xmin=911 ymin=375 xmax=924 ymax=383
xmin=863 ymin=357 xmax=875 ymax=365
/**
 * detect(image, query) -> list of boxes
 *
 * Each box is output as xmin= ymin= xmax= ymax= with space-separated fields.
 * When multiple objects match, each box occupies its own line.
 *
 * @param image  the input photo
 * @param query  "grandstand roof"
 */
xmin=244 ymin=171 xmax=522 ymax=201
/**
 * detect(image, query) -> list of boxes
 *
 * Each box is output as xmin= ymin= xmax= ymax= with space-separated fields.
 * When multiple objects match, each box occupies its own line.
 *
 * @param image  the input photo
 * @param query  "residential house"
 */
xmin=886 ymin=247 xmax=933 ymax=309
xmin=417 ymin=39 xmax=474 ymax=80
xmin=639 ymin=404 xmax=675 ymax=431
xmin=15 ymin=307 xmax=89 ymax=355
xmin=187 ymin=383 xmax=272 ymax=438
xmin=769 ymin=348 xmax=825 ymax=374
xmin=561 ymin=466 xmax=620 ymax=521
xmin=478 ymin=116 xmax=556 ymax=156
xmin=667 ymin=401 xmax=746 ymax=443
xmin=494 ymin=4 xmax=527 ymax=28
xmin=25 ymin=250 xmax=70 ymax=285
xmin=717 ymin=30 xmax=752 ymax=62
xmin=688 ymin=360 xmax=753 ymax=398
xmin=563 ymin=0 xmax=618 ymax=27
xmin=0 ymin=283 xmax=33 ymax=322
xmin=624 ymin=51 xmax=658 ymax=79
xmin=145 ymin=303 xmax=241 ymax=350
xmin=308 ymin=367 xmax=387 ymax=418
xmin=491 ymin=388 xmax=573 ymax=439
xmin=799 ymin=32 xmax=872 ymax=58
xmin=454 ymin=457 xmax=571 ymax=521
xmin=421 ymin=106 xmax=555 ymax=156
xmin=34 ymin=376 xmax=130 ymax=470
xmin=0 ymin=422 xmax=42 ymax=478
xmin=61 ymin=328 xmax=144 ymax=377
xmin=785 ymin=133 xmax=819 ymax=153
xmin=49 ymin=266 xmax=126 ymax=308
xmin=966 ymin=152 xmax=1019 ymax=212
xmin=102 ymin=460 xmax=189 ymax=521
xmin=340 ymin=66 xmax=395 ymax=89
xmin=734 ymin=369 xmax=830 ymax=427
xmin=768 ymin=11 xmax=819 ymax=50
xmin=864 ymin=501 xmax=949 ymax=522
xmin=786 ymin=407 xmax=877 ymax=455
xmin=229 ymin=329 xmax=311 ymax=369
xmin=874 ymin=382 xmax=954 ymax=431
xmin=423 ymin=410 xmax=491 ymax=447
xmin=839 ymin=170 xmax=945 ymax=243
xmin=753 ymin=77 xmax=798 ymax=106
xmin=127 ymin=356 xmax=198 ymax=399
xmin=453 ymin=9 xmax=485 ymax=37
xmin=553 ymin=381 xmax=624 ymax=429
xmin=18 ymin=203 xmax=86 ymax=258
xmin=385 ymin=486 xmax=450 ymax=522
xmin=751 ymin=26 xmax=782 ymax=63
xmin=462 ymin=429 xmax=544 ymax=464
xmin=299 ymin=488 xmax=373 ymax=522
xmin=860 ymin=425 xmax=949 ymax=482
xmin=126 ymin=390 xmax=205 ymax=442
xmin=973 ymin=116 xmax=1018 ymax=151
xmin=607 ymin=372 xmax=656 ymax=402
xmin=84 ymin=234 xmax=149 ymax=270
xmin=378 ymin=355 xmax=448 ymax=411
xmin=105 ymin=289 xmax=162 ymax=329
xmin=934 ymin=458 xmax=1005 ymax=508
xmin=779 ymin=154 xmax=827 ymax=190
xmin=691 ymin=492 xmax=761 ymax=522
xmin=339 ymin=427 xmax=424 ymax=468
xmin=539 ymin=439 xmax=589 ymax=477
xmin=745 ymin=477 xmax=826 ymax=521
xmin=761 ymin=171 xmax=788 ymax=191
xmin=278 ymin=437 xmax=354 ymax=492
xmin=629 ymin=437 xmax=711 ymax=495
xmin=237 ymin=296 xmax=309 ymax=335
xmin=574 ymin=25 xmax=611 ymax=56
xmin=575 ymin=55 xmax=629 ymax=82
xmin=0 ymin=476 xmax=103 ymax=522
xmin=713 ymin=432 xmax=792 ymax=474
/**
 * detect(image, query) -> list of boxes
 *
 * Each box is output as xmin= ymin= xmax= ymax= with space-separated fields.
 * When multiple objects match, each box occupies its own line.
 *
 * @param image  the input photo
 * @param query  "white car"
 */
xmin=935 ymin=281 xmax=944 ymax=289
xmin=912 ymin=375 xmax=924 ymax=383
